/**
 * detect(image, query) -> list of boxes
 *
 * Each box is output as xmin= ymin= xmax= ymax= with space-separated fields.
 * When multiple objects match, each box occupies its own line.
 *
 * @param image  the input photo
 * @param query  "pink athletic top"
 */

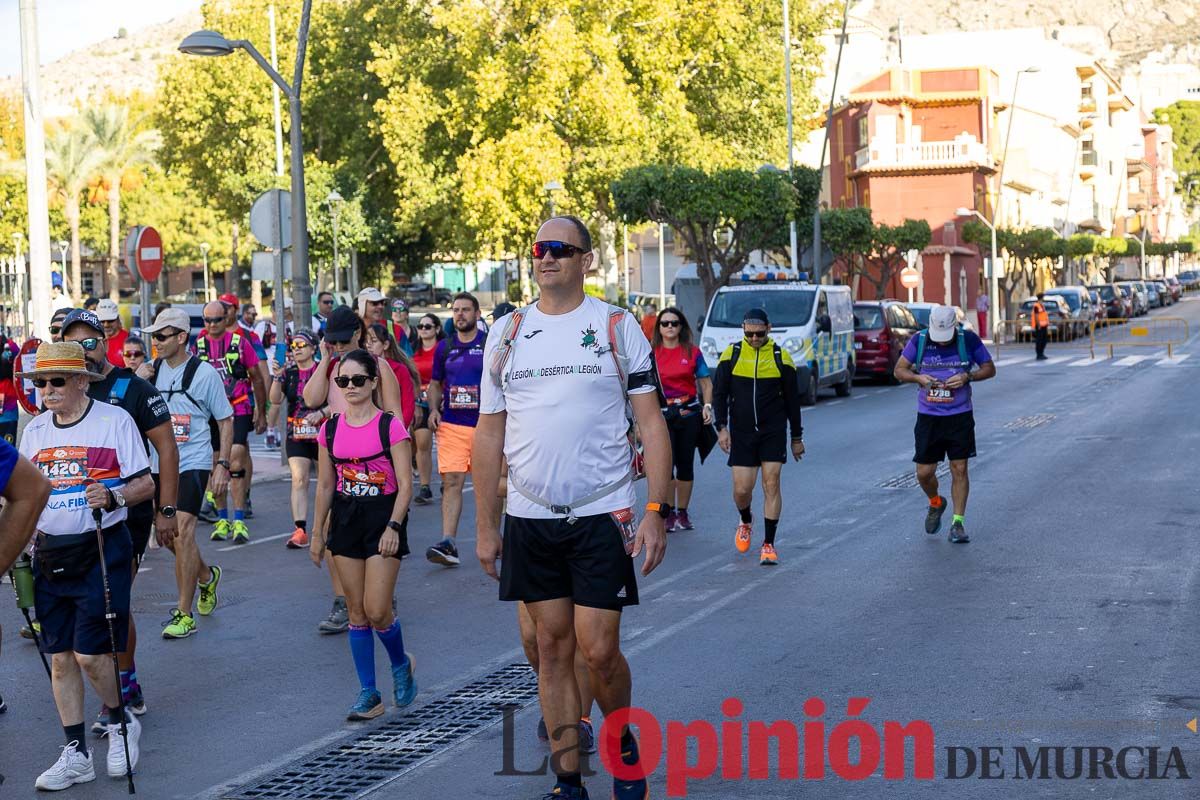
xmin=319 ymin=411 xmax=410 ymax=497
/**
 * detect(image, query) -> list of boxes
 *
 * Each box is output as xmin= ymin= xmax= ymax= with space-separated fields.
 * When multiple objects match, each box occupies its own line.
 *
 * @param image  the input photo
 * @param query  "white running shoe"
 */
xmin=105 ymin=713 xmax=141 ymax=778
xmin=35 ymin=741 xmax=95 ymax=790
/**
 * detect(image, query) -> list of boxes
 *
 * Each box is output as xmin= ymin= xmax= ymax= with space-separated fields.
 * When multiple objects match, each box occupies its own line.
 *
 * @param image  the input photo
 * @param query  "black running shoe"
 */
xmin=413 ymin=485 xmax=433 ymax=506
xmin=949 ymin=521 xmax=970 ymax=544
xmin=924 ymin=497 xmax=947 ymax=535
xmin=425 ymin=538 xmax=460 ymax=567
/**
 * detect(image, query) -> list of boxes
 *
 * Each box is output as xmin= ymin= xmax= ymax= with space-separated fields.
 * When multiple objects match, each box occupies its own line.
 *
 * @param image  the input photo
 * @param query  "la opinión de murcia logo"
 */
xmin=497 ymin=699 xmax=1192 ymax=797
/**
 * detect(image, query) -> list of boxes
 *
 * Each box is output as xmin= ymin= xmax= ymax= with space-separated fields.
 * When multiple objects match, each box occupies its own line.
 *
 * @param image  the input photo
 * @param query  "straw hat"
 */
xmin=17 ymin=341 xmax=105 ymax=381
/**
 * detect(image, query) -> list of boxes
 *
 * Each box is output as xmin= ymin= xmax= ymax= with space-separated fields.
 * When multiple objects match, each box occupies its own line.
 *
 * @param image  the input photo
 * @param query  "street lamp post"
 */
xmin=326 ymin=190 xmax=343 ymax=293
xmin=57 ymin=239 xmax=68 ymax=299
xmin=200 ymin=242 xmax=211 ymax=302
xmin=994 ymin=67 xmax=1040 ymax=228
xmin=180 ymin=2 xmax=315 ymax=330
xmin=956 ymin=207 xmax=998 ymax=340
xmin=544 ymin=180 xmax=563 ymax=217
xmin=782 ymin=0 xmax=798 ymax=273
xmin=1126 ymin=233 xmax=1146 ymax=281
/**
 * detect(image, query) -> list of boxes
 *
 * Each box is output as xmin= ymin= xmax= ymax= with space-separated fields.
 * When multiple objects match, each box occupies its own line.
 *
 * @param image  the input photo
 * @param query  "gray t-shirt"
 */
xmin=151 ymin=357 xmax=234 ymax=473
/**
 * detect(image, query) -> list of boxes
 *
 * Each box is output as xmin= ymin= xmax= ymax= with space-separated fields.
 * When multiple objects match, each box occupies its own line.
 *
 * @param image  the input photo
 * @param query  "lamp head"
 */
xmin=180 ymin=30 xmax=237 ymax=57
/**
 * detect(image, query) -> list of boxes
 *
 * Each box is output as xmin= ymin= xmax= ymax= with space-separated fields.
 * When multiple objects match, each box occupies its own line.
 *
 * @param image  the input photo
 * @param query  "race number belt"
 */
xmin=289 ymin=416 xmax=319 ymax=441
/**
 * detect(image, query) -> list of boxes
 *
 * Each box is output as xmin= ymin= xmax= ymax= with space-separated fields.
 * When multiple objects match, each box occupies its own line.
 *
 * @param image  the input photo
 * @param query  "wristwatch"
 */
xmin=645 ymin=502 xmax=672 ymax=519
xmin=106 ymin=488 xmax=127 ymax=511
xmin=216 ymin=459 xmax=231 ymax=470
xmin=387 ymin=520 xmax=405 ymax=533
xmin=159 ymin=505 xmax=177 ymax=519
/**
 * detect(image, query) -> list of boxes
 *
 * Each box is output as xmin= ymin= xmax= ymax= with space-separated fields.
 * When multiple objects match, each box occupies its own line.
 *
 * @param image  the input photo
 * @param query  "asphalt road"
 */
xmin=2 ymin=297 xmax=1200 ymax=799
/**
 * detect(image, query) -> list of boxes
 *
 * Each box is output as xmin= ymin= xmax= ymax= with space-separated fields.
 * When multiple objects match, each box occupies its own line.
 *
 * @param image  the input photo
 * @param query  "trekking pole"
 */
xmin=90 ymin=503 xmax=136 ymax=794
xmin=9 ymin=554 xmax=51 ymax=678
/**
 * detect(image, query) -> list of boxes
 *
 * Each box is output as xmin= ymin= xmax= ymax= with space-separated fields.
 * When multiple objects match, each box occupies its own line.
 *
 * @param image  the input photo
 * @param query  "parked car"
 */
xmin=1177 ymin=270 xmax=1200 ymax=290
xmin=1143 ymin=280 xmax=1164 ymax=308
xmin=1164 ymin=276 xmax=1182 ymax=302
xmin=904 ymin=302 xmax=974 ymax=332
xmin=1043 ymin=286 xmax=1095 ymax=338
xmin=1151 ymin=279 xmax=1173 ymax=306
xmin=1116 ymin=281 xmax=1148 ymax=316
xmin=1090 ymin=283 xmax=1130 ymax=321
xmin=1015 ymin=296 xmax=1071 ymax=341
xmin=396 ymin=282 xmax=436 ymax=306
xmin=1087 ymin=289 xmax=1106 ymax=321
xmin=852 ymin=301 xmax=919 ymax=382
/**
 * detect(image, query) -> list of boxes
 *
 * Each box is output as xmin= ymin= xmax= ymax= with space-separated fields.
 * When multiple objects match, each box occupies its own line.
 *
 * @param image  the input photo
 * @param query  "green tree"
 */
xmin=83 ymin=105 xmax=161 ymax=300
xmin=1094 ymin=236 xmax=1128 ymax=281
xmin=611 ymin=164 xmax=792 ymax=303
xmin=46 ymin=124 xmax=106 ymax=304
xmin=864 ymin=219 xmax=932 ymax=300
xmin=818 ymin=207 xmax=872 ymax=289
xmin=1153 ymin=100 xmax=1200 ymax=209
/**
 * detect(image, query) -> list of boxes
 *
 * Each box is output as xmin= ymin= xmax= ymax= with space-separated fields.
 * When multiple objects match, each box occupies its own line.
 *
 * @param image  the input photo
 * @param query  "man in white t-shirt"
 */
xmin=17 ymin=341 xmax=155 ymax=790
xmin=475 ymin=215 xmax=670 ymax=800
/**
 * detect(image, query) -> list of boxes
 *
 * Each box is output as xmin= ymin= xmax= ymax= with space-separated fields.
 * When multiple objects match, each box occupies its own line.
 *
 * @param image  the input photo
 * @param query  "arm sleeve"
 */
xmin=711 ymin=347 xmax=734 ymax=430
xmin=900 ymin=336 xmax=918 ymax=363
xmin=201 ymin=365 xmax=235 ymax=421
xmin=136 ymin=380 xmax=172 ymax=431
xmin=621 ymin=315 xmax=656 ymax=396
xmin=693 ymin=349 xmax=711 ymax=380
xmin=388 ymin=414 xmax=410 ymax=443
xmin=968 ymin=332 xmax=993 ymax=365
xmin=478 ymin=323 xmax=506 ymax=414
xmin=431 ymin=341 xmax=447 ymax=383
xmin=117 ymin=411 xmax=151 ymax=479
xmin=778 ymin=349 xmax=804 ymax=439
xmin=240 ymin=338 xmax=261 ymax=369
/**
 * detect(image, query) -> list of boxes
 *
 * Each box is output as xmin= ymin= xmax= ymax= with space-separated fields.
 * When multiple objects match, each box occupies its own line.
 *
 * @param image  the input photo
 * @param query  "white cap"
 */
xmin=96 ymin=299 xmax=120 ymax=322
xmin=927 ymin=305 xmax=958 ymax=343
xmin=357 ymin=287 xmax=385 ymax=303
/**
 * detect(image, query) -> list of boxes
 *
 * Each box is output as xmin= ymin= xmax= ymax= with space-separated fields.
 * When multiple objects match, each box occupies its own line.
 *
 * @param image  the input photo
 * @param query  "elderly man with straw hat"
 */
xmin=16 ymin=341 xmax=155 ymax=791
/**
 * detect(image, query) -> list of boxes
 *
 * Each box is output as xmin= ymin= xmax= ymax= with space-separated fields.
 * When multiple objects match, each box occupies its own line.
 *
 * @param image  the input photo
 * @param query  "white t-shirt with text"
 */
xmin=480 ymin=296 xmax=654 ymax=519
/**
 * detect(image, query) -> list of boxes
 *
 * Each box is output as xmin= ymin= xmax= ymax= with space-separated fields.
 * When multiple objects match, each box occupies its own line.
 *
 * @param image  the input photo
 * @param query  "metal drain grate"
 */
xmin=224 ymin=663 xmax=539 ymax=800
xmin=1004 ymin=414 xmax=1056 ymax=430
xmin=878 ymin=462 xmax=949 ymax=489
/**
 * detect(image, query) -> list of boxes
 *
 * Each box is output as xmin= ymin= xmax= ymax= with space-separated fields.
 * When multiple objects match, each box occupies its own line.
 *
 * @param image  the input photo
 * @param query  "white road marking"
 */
xmin=1114 ymin=355 xmax=1151 ymax=367
xmin=1067 ymin=357 xmax=1101 ymax=367
xmin=215 ymin=531 xmax=293 ymax=551
xmin=996 ymin=355 xmax=1035 ymax=365
xmin=852 ymin=393 xmax=868 ymax=400
xmin=825 ymin=400 xmax=843 ymax=406
xmin=1035 ymin=356 xmax=1074 ymax=366
xmin=1158 ymin=354 xmax=1191 ymax=366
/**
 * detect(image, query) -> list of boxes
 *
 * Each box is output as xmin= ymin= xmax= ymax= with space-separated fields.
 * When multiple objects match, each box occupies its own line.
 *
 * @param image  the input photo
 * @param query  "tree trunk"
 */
xmin=68 ymin=200 xmax=83 ymax=305
xmin=107 ymin=173 xmax=121 ymax=301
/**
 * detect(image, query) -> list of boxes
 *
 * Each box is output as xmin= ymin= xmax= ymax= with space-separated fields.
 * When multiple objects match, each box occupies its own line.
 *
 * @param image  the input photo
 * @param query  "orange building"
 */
xmin=827 ymin=67 xmax=1005 ymax=309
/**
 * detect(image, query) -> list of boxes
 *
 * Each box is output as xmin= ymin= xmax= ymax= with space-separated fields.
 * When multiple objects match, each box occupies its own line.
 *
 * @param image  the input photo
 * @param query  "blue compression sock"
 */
xmin=233 ymin=509 xmax=245 ymax=522
xmin=374 ymin=620 xmax=408 ymax=667
xmin=217 ymin=508 xmax=228 ymax=521
xmin=349 ymin=624 xmax=376 ymax=690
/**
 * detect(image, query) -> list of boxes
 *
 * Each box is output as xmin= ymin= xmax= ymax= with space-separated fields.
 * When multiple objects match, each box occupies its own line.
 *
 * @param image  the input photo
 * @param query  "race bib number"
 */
xmin=448 ymin=384 xmax=480 ymax=411
xmin=340 ymin=464 xmax=387 ymax=497
xmin=609 ymin=507 xmax=638 ymax=556
xmin=925 ymin=386 xmax=954 ymax=404
xmin=34 ymin=446 xmax=88 ymax=490
xmin=171 ymin=414 xmax=191 ymax=442
xmin=289 ymin=416 xmax=319 ymax=441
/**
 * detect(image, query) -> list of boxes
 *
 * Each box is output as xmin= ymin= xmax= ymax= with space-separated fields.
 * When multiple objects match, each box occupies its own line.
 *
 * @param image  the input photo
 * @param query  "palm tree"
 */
xmin=45 ymin=124 xmax=104 ymax=305
xmin=83 ymin=105 xmax=160 ymax=300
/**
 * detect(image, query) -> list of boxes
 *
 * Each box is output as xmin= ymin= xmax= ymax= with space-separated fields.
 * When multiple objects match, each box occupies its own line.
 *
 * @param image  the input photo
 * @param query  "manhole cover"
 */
xmin=1004 ymin=414 xmax=1056 ymax=430
xmin=878 ymin=462 xmax=949 ymax=489
xmin=224 ymin=663 xmax=539 ymax=799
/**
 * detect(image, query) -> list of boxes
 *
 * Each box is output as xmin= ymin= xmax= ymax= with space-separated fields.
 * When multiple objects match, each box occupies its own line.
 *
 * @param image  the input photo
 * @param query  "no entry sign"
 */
xmin=124 ymin=226 xmax=164 ymax=282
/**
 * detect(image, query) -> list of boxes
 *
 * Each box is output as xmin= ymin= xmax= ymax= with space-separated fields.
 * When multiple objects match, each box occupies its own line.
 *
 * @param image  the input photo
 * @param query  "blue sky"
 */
xmin=0 ymin=0 xmax=200 ymax=78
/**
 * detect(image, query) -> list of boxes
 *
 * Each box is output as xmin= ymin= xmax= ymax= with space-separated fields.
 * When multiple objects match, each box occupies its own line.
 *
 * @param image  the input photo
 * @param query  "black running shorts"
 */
xmin=209 ymin=415 xmax=253 ymax=449
xmin=285 ymin=438 xmax=319 ymax=461
xmin=500 ymin=513 xmax=639 ymax=612
xmin=153 ymin=469 xmax=210 ymax=518
xmin=328 ymin=494 xmax=409 ymax=561
xmin=727 ymin=427 xmax=788 ymax=468
xmin=913 ymin=411 xmax=976 ymax=464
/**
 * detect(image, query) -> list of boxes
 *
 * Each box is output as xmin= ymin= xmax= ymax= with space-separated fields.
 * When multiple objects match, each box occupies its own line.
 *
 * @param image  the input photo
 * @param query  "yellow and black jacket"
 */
xmin=712 ymin=338 xmax=803 ymax=436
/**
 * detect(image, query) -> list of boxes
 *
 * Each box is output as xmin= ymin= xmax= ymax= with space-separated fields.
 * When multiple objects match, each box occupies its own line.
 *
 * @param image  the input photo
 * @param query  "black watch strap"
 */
xmin=387 ymin=520 xmax=405 ymax=533
xmin=217 ymin=459 xmax=231 ymax=469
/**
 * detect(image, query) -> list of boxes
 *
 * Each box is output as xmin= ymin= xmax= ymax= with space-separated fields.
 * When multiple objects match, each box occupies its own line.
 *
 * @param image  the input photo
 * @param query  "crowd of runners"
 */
xmin=0 ymin=214 xmax=996 ymax=798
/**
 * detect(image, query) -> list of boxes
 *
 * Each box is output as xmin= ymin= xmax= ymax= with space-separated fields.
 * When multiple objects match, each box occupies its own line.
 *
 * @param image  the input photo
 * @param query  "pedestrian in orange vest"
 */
xmin=1032 ymin=293 xmax=1050 ymax=360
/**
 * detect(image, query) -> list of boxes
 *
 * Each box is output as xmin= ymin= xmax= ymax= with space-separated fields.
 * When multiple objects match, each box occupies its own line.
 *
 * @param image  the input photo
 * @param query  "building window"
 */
xmin=857 ymin=115 xmax=868 ymax=145
xmin=191 ymin=271 xmax=205 ymax=291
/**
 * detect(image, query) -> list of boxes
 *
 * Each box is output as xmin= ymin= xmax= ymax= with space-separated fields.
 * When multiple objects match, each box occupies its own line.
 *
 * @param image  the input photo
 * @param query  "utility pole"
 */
xmin=783 ymin=0 xmax=798 ymax=273
xmin=18 ymin=0 xmax=52 ymax=338
xmin=814 ymin=0 xmax=851 ymax=284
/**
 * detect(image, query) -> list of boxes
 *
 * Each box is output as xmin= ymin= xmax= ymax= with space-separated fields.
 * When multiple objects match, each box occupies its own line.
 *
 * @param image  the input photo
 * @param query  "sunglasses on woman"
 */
xmin=49 ymin=326 xmax=63 ymax=336
xmin=416 ymin=323 xmax=437 ymax=330
xmin=532 ymin=240 xmax=586 ymax=260
xmin=290 ymin=340 xmax=312 ymax=350
xmin=659 ymin=319 xmax=681 ymax=328
xmin=333 ymin=374 xmax=373 ymax=388
xmin=123 ymin=351 xmax=145 ymax=360
xmin=32 ymin=377 xmax=69 ymax=388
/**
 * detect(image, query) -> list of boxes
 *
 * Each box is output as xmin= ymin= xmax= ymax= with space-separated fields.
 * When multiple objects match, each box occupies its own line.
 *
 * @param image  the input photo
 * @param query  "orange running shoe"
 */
xmin=735 ymin=522 xmax=752 ymax=553
xmin=286 ymin=527 xmax=309 ymax=549
xmin=759 ymin=543 xmax=778 ymax=566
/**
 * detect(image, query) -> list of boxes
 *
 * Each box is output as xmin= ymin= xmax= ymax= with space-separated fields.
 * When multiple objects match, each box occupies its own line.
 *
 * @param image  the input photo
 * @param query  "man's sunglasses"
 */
xmin=32 ymin=377 xmax=69 ymax=388
xmin=532 ymin=240 xmax=586 ymax=260
xmin=49 ymin=326 xmax=63 ymax=336
xmin=333 ymin=374 xmax=373 ymax=388
xmin=203 ymin=316 xmax=225 ymax=324
xmin=123 ymin=351 xmax=145 ymax=359
xmin=659 ymin=319 xmax=681 ymax=328
xmin=75 ymin=337 xmax=101 ymax=351
xmin=152 ymin=330 xmax=183 ymax=342
xmin=743 ymin=330 xmax=768 ymax=339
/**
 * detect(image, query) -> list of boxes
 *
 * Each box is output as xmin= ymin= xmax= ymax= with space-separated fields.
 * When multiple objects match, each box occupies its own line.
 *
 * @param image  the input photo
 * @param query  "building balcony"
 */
xmin=1079 ymin=150 xmax=1099 ymax=178
xmin=852 ymin=134 xmax=994 ymax=173
xmin=1128 ymin=191 xmax=1149 ymax=210
xmin=1079 ymin=97 xmax=1097 ymax=113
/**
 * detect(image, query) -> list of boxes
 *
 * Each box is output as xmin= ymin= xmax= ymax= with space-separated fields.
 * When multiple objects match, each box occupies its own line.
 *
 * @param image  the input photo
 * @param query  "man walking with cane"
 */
xmin=17 ymin=341 xmax=155 ymax=791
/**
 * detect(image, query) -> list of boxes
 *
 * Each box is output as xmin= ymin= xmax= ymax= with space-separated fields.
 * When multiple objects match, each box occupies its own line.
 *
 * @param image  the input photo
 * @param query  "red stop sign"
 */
xmin=134 ymin=226 xmax=163 ymax=282
xmin=899 ymin=267 xmax=921 ymax=289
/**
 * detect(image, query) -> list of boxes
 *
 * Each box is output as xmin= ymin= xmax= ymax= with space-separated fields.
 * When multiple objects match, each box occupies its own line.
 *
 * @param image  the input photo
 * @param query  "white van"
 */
xmin=698 ymin=280 xmax=855 ymax=404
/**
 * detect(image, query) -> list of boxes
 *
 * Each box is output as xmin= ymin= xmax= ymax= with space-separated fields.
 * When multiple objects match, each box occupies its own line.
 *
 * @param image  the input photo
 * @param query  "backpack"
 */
xmin=196 ymin=331 xmax=249 ymax=384
xmin=912 ymin=330 xmax=970 ymax=373
xmin=153 ymin=356 xmax=204 ymax=411
xmin=489 ymin=304 xmax=653 ymax=521
xmin=729 ymin=340 xmax=786 ymax=374
xmin=323 ymin=411 xmax=398 ymax=491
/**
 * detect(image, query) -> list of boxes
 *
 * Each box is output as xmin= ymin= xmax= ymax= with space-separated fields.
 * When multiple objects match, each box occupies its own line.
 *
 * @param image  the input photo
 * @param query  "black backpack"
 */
xmin=323 ymin=411 xmax=399 ymax=485
xmin=153 ymin=356 xmax=204 ymax=410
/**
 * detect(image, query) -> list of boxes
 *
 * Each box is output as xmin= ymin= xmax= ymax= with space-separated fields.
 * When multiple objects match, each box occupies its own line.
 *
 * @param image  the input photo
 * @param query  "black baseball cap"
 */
xmin=324 ymin=305 xmax=361 ymax=343
xmin=50 ymin=307 xmax=75 ymax=326
xmin=62 ymin=308 xmax=105 ymax=337
xmin=743 ymin=308 xmax=770 ymax=325
xmin=491 ymin=302 xmax=517 ymax=320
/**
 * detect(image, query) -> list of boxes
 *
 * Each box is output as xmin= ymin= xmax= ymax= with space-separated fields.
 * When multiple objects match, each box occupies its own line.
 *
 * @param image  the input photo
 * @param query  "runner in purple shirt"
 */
xmin=894 ymin=305 xmax=996 ymax=544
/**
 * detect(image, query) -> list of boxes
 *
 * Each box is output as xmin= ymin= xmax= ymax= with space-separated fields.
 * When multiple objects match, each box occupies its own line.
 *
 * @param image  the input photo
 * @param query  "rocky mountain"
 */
xmin=0 ymin=10 xmax=202 ymax=116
